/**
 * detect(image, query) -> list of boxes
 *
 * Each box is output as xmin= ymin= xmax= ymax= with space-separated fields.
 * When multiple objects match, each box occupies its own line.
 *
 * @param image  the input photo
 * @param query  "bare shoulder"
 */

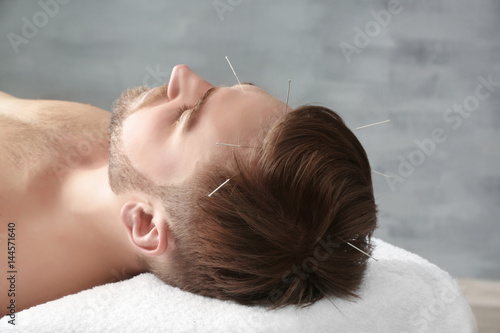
xmin=0 ymin=91 xmax=17 ymax=100
xmin=0 ymin=94 xmax=111 ymax=148
xmin=0 ymin=92 xmax=110 ymax=123
xmin=0 ymin=94 xmax=111 ymax=187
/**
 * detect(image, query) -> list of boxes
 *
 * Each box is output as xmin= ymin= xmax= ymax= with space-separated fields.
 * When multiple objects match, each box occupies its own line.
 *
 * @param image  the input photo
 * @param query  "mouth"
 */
xmin=141 ymin=87 xmax=159 ymax=103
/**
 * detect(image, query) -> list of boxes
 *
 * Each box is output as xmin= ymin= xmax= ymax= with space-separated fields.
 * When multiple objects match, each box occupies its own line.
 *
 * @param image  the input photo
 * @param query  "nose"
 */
xmin=167 ymin=65 xmax=214 ymax=103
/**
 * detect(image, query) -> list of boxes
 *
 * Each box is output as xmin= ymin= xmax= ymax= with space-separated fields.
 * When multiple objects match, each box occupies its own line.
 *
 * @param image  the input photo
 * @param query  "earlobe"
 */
xmin=120 ymin=201 xmax=173 ymax=257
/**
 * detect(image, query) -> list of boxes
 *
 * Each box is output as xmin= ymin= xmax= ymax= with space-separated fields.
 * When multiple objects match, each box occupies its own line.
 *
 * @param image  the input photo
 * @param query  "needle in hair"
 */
xmin=338 ymin=237 xmax=378 ymax=261
xmin=208 ymin=178 xmax=231 ymax=197
xmin=285 ymin=79 xmax=291 ymax=112
xmin=371 ymin=170 xmax=391 ymax=178
xmin=347 ymin=241 xmax=378 ymax=261
xmin=355 ymin=119 xmax=391 ymax=130
xmin=325 ymin=296 xmax=343 ymax=315
xmin=225 ymin=56 xmax=245 ymax=93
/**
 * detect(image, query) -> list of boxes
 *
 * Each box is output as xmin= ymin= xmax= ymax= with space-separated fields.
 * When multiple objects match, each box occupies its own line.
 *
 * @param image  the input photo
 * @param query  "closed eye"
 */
xmin=175 ymin=104 xmax=191 ymax=124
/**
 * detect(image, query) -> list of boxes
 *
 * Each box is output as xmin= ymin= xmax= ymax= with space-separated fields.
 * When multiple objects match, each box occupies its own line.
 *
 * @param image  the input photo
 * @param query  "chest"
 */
xmin=0 ymin=108 xmax=110 ymax=216
xmin=0 ymin=97 xmax=116 ymax=315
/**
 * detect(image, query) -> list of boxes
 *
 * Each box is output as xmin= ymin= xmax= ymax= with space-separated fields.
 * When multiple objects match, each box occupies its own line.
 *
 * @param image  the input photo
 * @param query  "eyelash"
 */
xmin=175 ymin=104 xmax=190 ymax=122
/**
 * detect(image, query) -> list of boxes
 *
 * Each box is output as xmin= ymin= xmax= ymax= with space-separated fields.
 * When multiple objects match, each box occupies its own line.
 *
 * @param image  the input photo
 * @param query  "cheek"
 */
xmin=122 ymin=111 xmax=164 ymax=158
xmin=121 ymin=110 xmax=181 ymax=184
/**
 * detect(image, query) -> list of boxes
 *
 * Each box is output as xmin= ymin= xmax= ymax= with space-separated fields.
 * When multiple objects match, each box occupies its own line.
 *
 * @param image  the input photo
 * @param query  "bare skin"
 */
xmin=0 ymin=65 xmax=288 ymax=317
xmin=0 ymin=92 xmax=144 ymax=317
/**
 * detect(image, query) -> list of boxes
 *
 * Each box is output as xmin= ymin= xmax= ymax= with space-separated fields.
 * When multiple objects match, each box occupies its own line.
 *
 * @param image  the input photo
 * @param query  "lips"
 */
xmin=141 ymin=87 xmax=158 ymax=103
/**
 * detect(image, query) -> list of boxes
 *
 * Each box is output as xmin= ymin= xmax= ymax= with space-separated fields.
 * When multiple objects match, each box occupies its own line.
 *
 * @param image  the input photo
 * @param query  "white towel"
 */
xmin=0 ymin=239 xmax=476 ymax=333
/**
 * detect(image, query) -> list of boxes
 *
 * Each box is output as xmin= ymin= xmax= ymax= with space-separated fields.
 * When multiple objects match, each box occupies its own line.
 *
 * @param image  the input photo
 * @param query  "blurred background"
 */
xmin=0 ymin=0 xmax=499 ymax=329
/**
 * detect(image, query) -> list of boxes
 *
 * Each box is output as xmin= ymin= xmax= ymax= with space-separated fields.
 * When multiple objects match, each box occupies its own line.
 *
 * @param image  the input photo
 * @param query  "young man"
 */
xmin=0 ymin=65 xmax=376 ymax=316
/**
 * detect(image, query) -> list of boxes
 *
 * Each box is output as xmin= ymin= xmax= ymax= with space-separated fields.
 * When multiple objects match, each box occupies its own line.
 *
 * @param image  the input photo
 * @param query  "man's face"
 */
xmin=109 ymin=64 xmax=289 ymax=190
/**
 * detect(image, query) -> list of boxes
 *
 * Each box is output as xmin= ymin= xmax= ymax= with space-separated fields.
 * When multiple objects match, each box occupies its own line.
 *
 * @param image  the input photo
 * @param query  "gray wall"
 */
xmin=1 ymin=0 xmax=499 ymax=280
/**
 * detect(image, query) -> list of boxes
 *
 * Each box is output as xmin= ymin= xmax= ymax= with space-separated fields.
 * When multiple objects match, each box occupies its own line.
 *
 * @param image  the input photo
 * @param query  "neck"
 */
xmin=63 ymin=163 xmax=146 ymax=281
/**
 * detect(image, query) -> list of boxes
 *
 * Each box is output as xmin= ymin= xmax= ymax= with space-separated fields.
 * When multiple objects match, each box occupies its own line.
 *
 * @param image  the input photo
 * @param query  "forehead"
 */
xmin=169 ymin=86 xmax=286 ymax=184
xmin=203 ymin=85 xmax=286 ymax=144
xmin=214 ymin=85 xmax=286 ymax=122
xmin=118 ymin=83 xmax=289 ymax=188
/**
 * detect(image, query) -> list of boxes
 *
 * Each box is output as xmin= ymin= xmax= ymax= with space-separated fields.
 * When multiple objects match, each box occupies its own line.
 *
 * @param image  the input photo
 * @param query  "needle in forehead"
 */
xmin=225 ymin=56 xmax=245 ymax=93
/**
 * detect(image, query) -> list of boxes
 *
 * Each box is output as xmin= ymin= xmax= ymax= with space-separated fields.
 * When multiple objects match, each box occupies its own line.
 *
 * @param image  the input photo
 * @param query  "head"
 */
xmin=109 ymin=64 xmax=377 ymax=308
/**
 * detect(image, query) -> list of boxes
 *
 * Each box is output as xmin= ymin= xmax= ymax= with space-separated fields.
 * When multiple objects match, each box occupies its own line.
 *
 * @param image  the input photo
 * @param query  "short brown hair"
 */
xmin=149 ymin=105 xmax=377 ymax=308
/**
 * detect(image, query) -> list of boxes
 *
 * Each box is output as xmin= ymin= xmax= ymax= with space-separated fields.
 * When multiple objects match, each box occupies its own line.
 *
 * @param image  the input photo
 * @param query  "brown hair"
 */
xmin=149 ymin=105 xmax=377 ymax=308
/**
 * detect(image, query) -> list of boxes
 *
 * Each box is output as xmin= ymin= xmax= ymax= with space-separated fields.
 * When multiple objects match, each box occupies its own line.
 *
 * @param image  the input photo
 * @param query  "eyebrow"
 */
xmin=183 ymin=86 xmax=221 ymax=130
xmin=183 ymin=82 xmax=255 ymax=131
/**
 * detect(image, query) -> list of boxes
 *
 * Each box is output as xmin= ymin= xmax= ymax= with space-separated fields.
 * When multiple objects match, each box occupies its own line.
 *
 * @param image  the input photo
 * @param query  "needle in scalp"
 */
xmin=355 ymin=119 xmax=391 ymax=130
xmin=371 ymin=170 xmax=391 ymax=178
xmin=337 ymin=237 xmax=378 ymax=261
xmin=285 ymin=79 xmax=291 ymax=112
xmin=208 ymin=178 xmax=231 ymax=197
xmin=225 ymin=56 xmax=245 ymax=93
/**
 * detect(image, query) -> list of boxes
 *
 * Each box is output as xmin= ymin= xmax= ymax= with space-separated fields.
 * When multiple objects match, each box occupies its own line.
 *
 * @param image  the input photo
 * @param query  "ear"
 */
xmin=120 ymin=201 xmax=174 ymax=257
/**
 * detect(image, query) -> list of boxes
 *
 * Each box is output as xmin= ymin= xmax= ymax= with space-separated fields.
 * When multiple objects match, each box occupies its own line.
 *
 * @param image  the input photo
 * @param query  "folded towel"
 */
xmin=0 ymin=238 xmax=476 ymax=333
